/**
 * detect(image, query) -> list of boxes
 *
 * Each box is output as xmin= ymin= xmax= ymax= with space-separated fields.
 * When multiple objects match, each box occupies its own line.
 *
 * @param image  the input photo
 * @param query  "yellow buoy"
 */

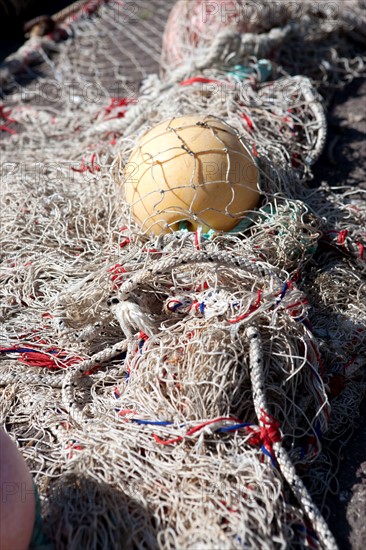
xmin=122 ymin=115 xmax=260 ymax=234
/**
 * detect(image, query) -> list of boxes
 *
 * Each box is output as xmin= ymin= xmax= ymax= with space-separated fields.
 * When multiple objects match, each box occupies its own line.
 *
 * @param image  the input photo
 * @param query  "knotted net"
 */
xmin=0 ymin=1 xmax=365 ymax=548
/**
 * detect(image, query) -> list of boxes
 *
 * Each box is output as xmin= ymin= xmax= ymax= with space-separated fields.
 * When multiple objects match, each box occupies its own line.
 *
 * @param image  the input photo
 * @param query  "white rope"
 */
xmin=61 ymin=339 xmax=128 ymax=414
xmin=247 ymin=325 xmax=339 ymax=550
xmin=0 ymin=371 xmax=63 ymax=387
xmin=117 ymin=250 xmax=273 ymax=299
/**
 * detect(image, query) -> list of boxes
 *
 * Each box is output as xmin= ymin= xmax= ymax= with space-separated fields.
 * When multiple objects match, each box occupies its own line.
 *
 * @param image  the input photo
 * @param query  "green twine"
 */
xmin=29 ymin=484 xmax=53 ymax=550
xmin=227 ymin=59 xmax=272 ymax=82
xmin=177 ymin=201 xmax=318 ymax=261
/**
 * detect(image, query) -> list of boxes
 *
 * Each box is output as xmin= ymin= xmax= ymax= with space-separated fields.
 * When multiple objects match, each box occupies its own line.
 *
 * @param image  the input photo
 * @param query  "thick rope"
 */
xmin=247 ymin=325 xmax=339 ymax=550
xmin=0 ymin=371 xmax=63 ymax=387
xmin=117 ymin=250 xmax=275 ymax=299
xmin=61 ymin=339 xmax=128 ymax=417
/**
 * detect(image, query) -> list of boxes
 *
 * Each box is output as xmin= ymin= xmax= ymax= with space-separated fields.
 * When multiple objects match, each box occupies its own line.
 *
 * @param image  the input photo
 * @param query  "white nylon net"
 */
xmin=0 ymin=1 xmax=365 ymax=549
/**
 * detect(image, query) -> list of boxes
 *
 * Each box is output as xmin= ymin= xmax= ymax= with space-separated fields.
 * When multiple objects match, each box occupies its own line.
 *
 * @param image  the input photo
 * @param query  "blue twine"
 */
xmin=301 ymin=319 xmax=313 ymax=332
xmin=278 ymin=281 xmax=289 ymax=302
xmin=292 ymin=523 xmax=319 ymax=541
xmin=260 ymin=445 xmax=277 ymax=467
xmin=217 ymin=422 xmax=252 ymax=433
xmin=131 ymin=419 xmax=174 ymax=426
xmin=313 ymin=419 xmax=323 ymax=441
xmin=0 ymin=348 xmax=58 ymax=354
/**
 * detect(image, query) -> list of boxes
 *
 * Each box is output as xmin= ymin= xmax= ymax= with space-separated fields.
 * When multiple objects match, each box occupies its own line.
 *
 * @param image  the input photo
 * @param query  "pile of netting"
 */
xmin=161 ymin=0 xmax=366 ymax=96
xmin=0 ymin=1 xmax=365 ymax=548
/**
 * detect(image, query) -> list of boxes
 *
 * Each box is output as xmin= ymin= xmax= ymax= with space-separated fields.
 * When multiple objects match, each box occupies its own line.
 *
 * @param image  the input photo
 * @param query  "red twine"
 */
xmin=247 ymin=413 xmax=281 ymax=450
xmin=153 ymin=416 xmax=239 ymax=446
xmin=337 ymin=229 xmax=348 ymax=245
xmin=179 ymin=76 xmax=222 ymax=87
xmin=102 ymin=97 xmax=136 ymax=120
xmin=227 ymin=289 xmax=262 ymax=324
xmin=108 ymin=263 xmax=126 ymax=289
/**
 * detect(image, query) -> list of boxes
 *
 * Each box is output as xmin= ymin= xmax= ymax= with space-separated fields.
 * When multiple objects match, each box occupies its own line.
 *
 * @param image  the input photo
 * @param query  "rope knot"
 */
xmin=259 ymin=421 xmax=281 ymax=449
xmin=248 ymin=412 xmax=281 ymax=450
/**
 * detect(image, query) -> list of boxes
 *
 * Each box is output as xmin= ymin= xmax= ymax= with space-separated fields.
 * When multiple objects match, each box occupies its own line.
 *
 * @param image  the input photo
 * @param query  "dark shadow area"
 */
xmin=326 ymin=399 xmax=366 ymax=550
xmin=0 ymin=1 xmax=76 ymax=61
xmin=311 ymin=78 xmax=366 ymax=189
xmin=43 ymin=473 xmax=158 ymax=549
xmin=0 ymin=0 xmax=145 ymax=100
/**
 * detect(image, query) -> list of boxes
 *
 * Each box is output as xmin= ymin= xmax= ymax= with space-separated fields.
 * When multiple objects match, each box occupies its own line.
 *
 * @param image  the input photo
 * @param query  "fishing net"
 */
xmin=161 ymin=0 xmax=366 ymax=96
xmin=0 ymin=1 xmax=365 ymax=549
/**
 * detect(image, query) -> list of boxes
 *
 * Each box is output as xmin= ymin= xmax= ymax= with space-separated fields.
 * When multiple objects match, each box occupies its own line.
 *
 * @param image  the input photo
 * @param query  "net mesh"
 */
xmin=0 ymin=1 xmax=365 ymax=549
xmin=161 ymin=0 xmax=366 ymax=95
